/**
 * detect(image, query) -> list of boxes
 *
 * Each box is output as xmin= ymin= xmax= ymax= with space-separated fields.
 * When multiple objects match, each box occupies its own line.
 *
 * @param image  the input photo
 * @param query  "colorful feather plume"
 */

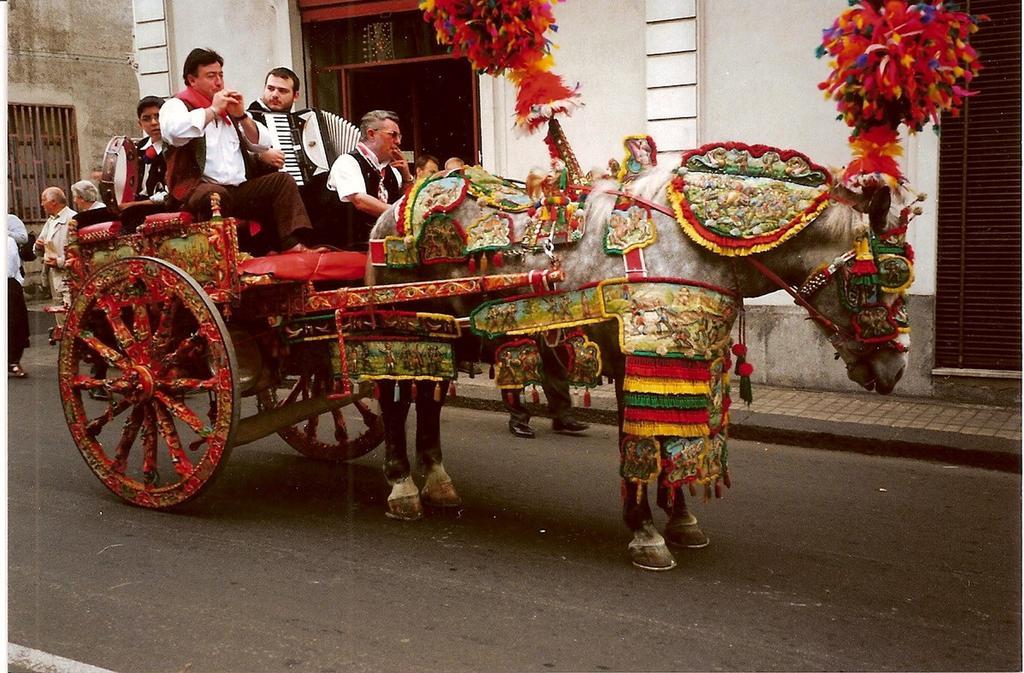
xmin=817 ymin=0 xmax=985 ymax=186
xmin=421 ymin=0 xmax=581 ymax=133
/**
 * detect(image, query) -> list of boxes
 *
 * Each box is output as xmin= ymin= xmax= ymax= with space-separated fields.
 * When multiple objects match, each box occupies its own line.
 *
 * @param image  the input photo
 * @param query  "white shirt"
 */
xmin=8 ymin=235 xmax=23 ymax=284
xmin=160 ymin=97 xmax=272 ymax=187
xmin=38 ymin=205 xmax=75 ymax=269
xmin=327 ymin=142 xmax=401 ymax=203
xmin=7 ymin=213 xmax=28 ymax=245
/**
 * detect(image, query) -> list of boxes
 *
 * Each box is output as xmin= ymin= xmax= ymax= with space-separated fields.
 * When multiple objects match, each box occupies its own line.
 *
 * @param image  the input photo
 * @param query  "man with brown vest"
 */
xmin=160 ymin=48 xmax=319 ymax=254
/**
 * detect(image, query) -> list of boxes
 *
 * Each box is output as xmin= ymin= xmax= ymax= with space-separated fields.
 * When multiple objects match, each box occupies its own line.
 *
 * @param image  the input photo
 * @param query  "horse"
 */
xmin=362 ymin=146 xmax=918 ymax=570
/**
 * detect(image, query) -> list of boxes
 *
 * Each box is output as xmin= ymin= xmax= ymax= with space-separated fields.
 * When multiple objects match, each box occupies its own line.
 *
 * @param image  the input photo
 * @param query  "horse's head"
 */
xmin=797 ymin=182 xmax=922 ymax=394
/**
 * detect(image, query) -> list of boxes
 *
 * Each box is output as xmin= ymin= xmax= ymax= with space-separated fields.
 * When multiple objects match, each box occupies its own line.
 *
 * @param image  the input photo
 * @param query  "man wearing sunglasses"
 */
xmin=326 ymin=109 xmax=415 ymax=249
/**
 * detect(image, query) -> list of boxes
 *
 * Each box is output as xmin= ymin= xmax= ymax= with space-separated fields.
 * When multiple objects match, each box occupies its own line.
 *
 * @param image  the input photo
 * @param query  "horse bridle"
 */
xmin=589 ymin=186 xmax=908 ymax=358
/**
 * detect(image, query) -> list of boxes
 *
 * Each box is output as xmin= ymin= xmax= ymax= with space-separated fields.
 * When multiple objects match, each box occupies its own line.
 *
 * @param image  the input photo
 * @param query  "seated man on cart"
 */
xmin=326 ymin=109 xmax=415 ymax=250
xmin=160 ymin=48 xmax=321 ymax=255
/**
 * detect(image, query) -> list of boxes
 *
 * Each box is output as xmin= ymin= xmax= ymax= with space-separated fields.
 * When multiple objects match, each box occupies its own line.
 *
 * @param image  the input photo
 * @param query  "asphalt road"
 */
xmin=8 ymin=347 xmax=1022 ymax=673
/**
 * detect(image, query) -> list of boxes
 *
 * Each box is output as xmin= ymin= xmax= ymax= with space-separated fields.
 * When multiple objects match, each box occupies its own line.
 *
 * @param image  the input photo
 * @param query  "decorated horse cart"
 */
xmin=58 ymin=194 xmax=569 ymax=509
xmin=55 ymin=0 xmax=981 ymax=569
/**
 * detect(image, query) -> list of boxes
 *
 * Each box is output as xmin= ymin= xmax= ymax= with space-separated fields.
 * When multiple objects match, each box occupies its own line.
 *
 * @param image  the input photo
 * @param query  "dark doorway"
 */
xmin=343 ymin=58 xmax=478 ymax=166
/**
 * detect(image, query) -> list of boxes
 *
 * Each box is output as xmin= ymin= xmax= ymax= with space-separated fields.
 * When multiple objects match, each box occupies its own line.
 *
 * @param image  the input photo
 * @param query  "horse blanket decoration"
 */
xmin=493 ymin=330 xmax=601 ymax=391
xmin=667 ymin=142 xmax=833 ymax=256
xmin=382 ymin=164 xmax=586 ymax=269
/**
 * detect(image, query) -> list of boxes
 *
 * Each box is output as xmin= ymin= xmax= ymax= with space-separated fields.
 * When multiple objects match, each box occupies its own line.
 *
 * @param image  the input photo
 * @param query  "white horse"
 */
xmin=366 ymin=158 xmax=916 ymax=569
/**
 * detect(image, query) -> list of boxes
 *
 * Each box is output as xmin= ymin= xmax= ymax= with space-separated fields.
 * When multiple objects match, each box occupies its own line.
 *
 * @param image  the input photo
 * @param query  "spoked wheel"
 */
xmin=256 ymin=367 xmax=383 ymax=463
xmin=58 ymin=257 xmax=239 ymax=509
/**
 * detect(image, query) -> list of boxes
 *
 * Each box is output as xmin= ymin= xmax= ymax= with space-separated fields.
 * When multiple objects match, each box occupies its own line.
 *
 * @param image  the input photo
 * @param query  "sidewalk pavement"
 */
xmin=447 ymin=375 xmax=1021 ymax=472
xmin=24 ymin=302 xmax=1020 ymax=472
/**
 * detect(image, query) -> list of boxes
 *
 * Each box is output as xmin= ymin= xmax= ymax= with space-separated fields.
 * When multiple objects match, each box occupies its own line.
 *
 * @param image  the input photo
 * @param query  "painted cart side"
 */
xmin=58 ymin=197 xmax=562 ymax=509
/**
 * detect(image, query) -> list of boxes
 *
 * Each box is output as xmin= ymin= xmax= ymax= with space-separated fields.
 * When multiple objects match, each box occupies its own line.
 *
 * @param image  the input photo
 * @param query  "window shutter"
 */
xmin=935 ymin=1 xmax=1021 ymax=371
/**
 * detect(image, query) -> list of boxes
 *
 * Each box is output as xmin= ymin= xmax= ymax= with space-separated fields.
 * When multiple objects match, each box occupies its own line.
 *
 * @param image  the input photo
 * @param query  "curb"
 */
xmin=447 ymin=391 xmax=1021 ymax=474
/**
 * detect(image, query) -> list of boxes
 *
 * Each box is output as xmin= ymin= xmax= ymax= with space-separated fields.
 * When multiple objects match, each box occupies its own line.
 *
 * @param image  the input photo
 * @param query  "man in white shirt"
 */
xmin=160 ymin=48 xmax=318 ymax=254
xmin=34 ymin=187 xmax=76 ymax=318
xmin=327 ymin=109 xmax=414 ymax=249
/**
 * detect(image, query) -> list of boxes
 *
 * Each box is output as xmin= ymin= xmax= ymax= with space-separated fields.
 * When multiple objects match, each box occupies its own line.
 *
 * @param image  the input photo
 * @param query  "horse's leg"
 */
xmin=415 ymin=381 xmax=462 ymax=508
xmin=378 ymin=380 xmax=422 ymax=521
xmin=659 ymin=485 xmax=710 ymax=549
xmin=610 ymin=352 xmax=676 ymax=571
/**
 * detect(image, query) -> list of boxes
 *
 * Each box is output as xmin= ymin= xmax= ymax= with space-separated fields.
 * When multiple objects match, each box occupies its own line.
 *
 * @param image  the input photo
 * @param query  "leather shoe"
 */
xmin=508 ymin=420 xmax=535 ymax=439
xmin=552 ymin=417 xmax=588 ymax=434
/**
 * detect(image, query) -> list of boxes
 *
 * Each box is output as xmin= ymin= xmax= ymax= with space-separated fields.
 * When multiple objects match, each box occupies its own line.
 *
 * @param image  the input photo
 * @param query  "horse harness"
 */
xmin=593 ymin=186 xmax=910 ymax=357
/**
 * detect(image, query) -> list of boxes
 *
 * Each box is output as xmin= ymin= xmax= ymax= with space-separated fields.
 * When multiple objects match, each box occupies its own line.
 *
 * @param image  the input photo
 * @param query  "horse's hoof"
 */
xmin=628 ymin=540 xmax=677 ymax=571
xmin=421 ymin=479 xmax=462 ymax=508
xmin=628 ymin=523 xmax=677 ymax=571
xmin=664 ymin=512 xmax=710 ymax=549
xmin=385 ymin=494 xmax=423 ymax=521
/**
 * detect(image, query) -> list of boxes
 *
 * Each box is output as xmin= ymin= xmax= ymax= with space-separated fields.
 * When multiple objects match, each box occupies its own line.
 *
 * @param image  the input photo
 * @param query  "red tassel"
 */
xmin=449 ymin=381 xmax=457 ymax=398
xmin=851 ymin=258 xmax=878 ymax=275
xmin=531 ymin=386 xmax=540 ymax=404
xmin=468 ymin=256 xmax=476 ymax=274
xmin=714 ymin=481 xmax=722 ymax=499
xmin=411 ymin=382 xmax=418 ymax=400
xmin=373 ymin=383 xmax=381 ymax=400
xmin=722 ymin=470 xmax=732 ymax=489
xmin=583 ymin=388 xmax=591 ymax=407
xmin=493 ymin=251 xmax=504 ymax=267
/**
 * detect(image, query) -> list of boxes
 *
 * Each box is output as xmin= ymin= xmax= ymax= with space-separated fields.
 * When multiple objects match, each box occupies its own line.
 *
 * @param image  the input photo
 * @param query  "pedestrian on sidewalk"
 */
xmin=35 ymin=187 xmax=76 ymax=326
xmin=8 ymin=232 xmax=29 ymax=378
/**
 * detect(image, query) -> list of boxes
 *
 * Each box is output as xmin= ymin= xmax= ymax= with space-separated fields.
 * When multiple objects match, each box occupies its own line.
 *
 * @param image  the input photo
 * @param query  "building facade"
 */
xmin=8 ymin=0 xmax=141 ymax=226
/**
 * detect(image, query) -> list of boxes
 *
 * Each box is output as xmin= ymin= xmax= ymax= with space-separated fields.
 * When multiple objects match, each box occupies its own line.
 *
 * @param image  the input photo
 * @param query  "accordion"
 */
xmin=255 ymin=109 xmax=360 ymax=187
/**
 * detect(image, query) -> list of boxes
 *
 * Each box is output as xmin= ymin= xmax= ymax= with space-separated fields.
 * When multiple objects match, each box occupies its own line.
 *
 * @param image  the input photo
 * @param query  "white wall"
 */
xmin=163 ymin=0 xmax=305 ymax=107
xmin=700 ymin=0 xmax=938 ymax=301
xmin=479 ymin=0 xmax=648 ymax=180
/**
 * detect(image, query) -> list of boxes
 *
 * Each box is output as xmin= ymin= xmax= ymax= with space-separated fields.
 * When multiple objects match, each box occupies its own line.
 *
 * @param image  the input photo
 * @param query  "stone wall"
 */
xmin=9 ymin=0 xmax=140 ymax=295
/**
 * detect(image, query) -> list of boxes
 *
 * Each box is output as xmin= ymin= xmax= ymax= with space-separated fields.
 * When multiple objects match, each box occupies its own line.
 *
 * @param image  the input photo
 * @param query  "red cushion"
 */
xmin=143 ymin=211 xmax=194 ymax=226
xmin=239 ymin=251 xmax=368 ymax=282
xmin=77 ymin=221 xmax=121 ymax=238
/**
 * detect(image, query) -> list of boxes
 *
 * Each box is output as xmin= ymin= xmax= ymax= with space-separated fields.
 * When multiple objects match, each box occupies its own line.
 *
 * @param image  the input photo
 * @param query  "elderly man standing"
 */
xmin=35 ymin=187 xmax=76 ymax=321
xmin=327 ymin=109 xmax=415 ymax=249
xmin=160 ymin=48 xmax=318 ymax=254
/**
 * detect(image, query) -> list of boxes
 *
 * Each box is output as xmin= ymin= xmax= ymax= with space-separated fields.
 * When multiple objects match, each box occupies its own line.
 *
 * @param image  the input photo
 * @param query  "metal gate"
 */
xmin=7 ymin=104 xmax=80 ymax=225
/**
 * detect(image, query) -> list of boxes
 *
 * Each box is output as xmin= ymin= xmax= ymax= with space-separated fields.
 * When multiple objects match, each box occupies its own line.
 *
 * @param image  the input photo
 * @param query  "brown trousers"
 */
xmin=184 ymin=172 xmax=312 ymax=252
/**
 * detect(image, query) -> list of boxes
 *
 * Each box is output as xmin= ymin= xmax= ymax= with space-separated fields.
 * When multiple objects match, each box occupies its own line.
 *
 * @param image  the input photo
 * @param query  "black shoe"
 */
xmin=552 ymin=417 xmax=588 ymax=434
xmin=508 ymin=420 xmax=535 ymax=439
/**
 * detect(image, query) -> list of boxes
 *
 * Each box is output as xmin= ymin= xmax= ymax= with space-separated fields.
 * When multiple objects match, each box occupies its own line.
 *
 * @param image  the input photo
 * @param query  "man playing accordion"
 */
xmin=248 ymin=67 xmax=362 ymax=249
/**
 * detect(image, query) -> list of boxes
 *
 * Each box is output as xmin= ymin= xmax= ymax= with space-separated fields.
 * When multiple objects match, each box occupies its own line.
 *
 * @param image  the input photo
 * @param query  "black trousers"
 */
xmin=505 ymin=338 xmax=572 ymax=424
xmin=8 ymin=278 xmax=29 ymax=364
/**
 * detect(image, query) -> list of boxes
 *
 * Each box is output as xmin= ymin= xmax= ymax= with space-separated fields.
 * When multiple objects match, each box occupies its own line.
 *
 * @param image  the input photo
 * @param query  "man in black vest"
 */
xmin=247 ymin=67 xmax=350 ymax=248
xmin=326 ymin=109 xmax=414 ymax=249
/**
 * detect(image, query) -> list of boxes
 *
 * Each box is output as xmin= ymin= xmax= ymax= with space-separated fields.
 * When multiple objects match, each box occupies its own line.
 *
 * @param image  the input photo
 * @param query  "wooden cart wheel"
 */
xmin=58 ymin=257 xmax=239 ymax=509
xmin=255 ymin=368 xmax=383 ymax=463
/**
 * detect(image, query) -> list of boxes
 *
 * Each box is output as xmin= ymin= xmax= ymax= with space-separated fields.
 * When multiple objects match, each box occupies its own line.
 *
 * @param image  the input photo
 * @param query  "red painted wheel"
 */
xmin=256 ymin=368 xmax=383 ymax=463
xmin=58 ymin=257 xmax=238 ymax=509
